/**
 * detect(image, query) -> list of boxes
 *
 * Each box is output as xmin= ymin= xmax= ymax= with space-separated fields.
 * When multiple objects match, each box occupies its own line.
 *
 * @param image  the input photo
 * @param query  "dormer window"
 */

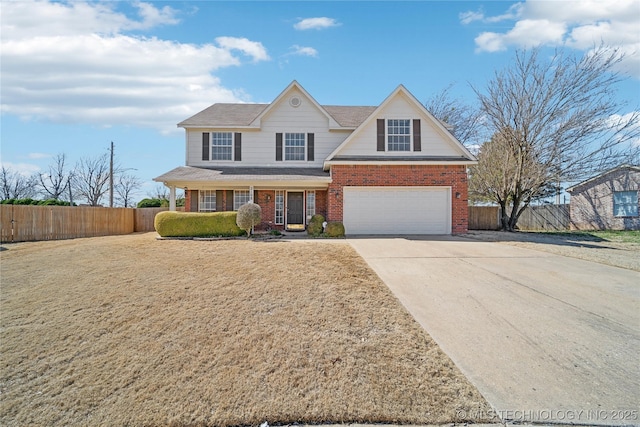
xmin=387 ymin=119 xmax=411 ymax=151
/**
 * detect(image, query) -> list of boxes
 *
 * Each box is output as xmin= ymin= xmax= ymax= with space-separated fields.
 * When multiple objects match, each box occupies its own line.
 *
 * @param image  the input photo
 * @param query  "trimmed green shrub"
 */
xmin=307 ymin=214 xmax=325 ymax=236
xmin=137 ymin=198 xmax=164 ymax=208
xmin=1 ymin=198 xmax=72 ymax=206
xmin=236 ymin=202 xmax=262 ymax=236
xmin=154 ymin=211 xmax=244 ymax=237
xmin=324 ymin=221 xmax=345 ymax=237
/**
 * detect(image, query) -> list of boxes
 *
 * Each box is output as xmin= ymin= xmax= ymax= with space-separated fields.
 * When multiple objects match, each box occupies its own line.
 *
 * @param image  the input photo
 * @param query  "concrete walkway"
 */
xmin=348 ymin=236 xmax=640 ymax=426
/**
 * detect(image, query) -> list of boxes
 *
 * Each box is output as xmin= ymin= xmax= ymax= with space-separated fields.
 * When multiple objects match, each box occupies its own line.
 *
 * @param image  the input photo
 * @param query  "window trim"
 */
xmin=284 ymin=132 xmax=306 ymax=161
xmin=386 ymin=118 xmax=412 ymax=152
xmin=199 ymin=190 xmax=216 ymax=212
xmin=613 ymin=190 xmax=639 ymax=217
xmin=210 ymin=132 xmax=233 ymax=161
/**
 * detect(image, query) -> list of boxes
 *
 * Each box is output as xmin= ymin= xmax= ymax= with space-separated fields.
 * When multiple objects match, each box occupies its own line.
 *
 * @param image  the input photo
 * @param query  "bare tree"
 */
xmin=471 ymin=46 xmax=640 ymax=231
xmin=114 ymin=173 xmax=142 ymax=207
xmin=425 ymin=84 xmax=483 ymax=147
xmin=72 ymin=154 xmax=111 ymax=206
xmin=38 ymin=153 xmax=72 ymax=200
xmin=148 ymin=184 xmax=169 ymax=201
xmin=0 ymin=166 xmax=37 ymax=200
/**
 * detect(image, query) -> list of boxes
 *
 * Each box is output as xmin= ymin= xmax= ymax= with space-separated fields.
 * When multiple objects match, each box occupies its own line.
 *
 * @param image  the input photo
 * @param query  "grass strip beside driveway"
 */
xmin=0 ymin=233 xmax=493 ymax=426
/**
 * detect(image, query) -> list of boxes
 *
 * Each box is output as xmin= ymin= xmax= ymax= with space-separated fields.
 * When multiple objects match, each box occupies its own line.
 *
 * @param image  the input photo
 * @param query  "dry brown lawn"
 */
xmin=0 ymin=233 xmax=494 ymax=426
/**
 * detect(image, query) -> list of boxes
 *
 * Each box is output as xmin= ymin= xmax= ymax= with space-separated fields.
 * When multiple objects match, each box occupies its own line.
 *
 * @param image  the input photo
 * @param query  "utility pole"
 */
xmin=109 ymin=141 xmax=114 ymax=208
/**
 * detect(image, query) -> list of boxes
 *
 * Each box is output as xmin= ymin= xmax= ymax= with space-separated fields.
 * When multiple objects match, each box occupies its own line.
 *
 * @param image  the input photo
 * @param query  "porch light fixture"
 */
xmin=455 ymin=192 xmax=461 ymax=199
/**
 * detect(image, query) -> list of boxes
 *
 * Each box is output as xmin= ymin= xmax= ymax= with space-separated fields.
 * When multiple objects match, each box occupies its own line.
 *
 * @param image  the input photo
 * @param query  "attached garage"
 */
xmin=343 ymin=186 xmax=451 ymax=235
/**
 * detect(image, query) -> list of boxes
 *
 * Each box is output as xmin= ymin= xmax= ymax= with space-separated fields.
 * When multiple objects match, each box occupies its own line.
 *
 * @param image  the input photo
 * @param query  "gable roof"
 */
xmin=566 ymin=164 xmax=640 ymax=193
xmin=178 ymin=102 xmax=377 ymax=129
xmin=324 ymin=84 xmax=476 ymax=166
xmin=249 ymin=80 xmax=343 ymax=129
xmin=178 ymin=103 xmax=268 ymax=127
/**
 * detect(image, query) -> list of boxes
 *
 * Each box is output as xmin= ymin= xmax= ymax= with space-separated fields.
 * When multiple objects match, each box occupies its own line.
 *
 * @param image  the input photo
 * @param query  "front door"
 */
xmin=287 ymin=192 xmax=304 ymax=226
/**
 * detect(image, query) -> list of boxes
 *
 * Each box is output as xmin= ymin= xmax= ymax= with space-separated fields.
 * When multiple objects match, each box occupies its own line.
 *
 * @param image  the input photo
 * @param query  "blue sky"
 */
xmin=1 ymin=0 xmax=639 ymax=204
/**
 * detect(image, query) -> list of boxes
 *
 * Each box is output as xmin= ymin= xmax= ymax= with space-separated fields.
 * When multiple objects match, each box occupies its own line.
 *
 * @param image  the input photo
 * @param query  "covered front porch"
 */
xmin=153 ymin=166 xmax=330 ymax=231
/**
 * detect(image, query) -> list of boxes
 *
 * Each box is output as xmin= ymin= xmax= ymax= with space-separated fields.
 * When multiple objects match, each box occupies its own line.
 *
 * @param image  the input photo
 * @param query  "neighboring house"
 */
xmin=567 ymin=165 xmax=640 ymax=230
xmin=154 ymin=81 xmax=476 ymax=234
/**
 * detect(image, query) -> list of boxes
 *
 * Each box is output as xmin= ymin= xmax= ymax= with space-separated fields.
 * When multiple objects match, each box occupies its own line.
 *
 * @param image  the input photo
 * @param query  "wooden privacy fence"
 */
xmin=517 ymin=204 xmax=570 ymax=231
xmin=468 ymin=205 xmax=570 ymax=231
xmin=134 ymin=207 xmax=168 ymax=233
xmin=0 ymin=205 xmax=168 ymax=243
xmin=468 ymin=206 xmax=501 ymax=230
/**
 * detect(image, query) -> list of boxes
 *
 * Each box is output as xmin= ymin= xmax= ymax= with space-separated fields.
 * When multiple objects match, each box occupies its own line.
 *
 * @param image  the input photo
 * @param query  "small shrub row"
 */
xmin=306 ymin=214 xmax=345 ymax=238
xmin=1 ymin=198 xmax=74 ymax=206
xmin=154 ymin=211 xmax=244 ymax=238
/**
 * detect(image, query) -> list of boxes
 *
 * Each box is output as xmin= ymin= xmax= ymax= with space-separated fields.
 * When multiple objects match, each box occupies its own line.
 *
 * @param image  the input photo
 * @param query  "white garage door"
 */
xmin=343 ymin=187 xmax=450 ymax=235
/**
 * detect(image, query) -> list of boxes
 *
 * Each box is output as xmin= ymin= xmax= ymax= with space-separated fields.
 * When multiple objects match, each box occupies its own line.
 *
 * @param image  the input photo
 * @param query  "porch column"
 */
xmin=169 ymin=186 xmax=176 ymax=211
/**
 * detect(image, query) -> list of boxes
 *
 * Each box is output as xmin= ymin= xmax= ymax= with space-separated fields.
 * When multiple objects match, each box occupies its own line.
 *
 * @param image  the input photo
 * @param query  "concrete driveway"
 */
xmin=348 ymin=236 xmax=640 ymax=426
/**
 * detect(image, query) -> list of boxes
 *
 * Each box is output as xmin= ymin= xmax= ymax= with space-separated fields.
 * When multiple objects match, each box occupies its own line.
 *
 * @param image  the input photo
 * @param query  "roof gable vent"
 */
xmin=289 ymin=96 xmax=301 ymax=108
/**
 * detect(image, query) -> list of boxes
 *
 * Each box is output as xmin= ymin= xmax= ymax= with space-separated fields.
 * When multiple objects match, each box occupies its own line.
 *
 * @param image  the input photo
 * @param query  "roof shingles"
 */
xmin=178 ymin=103 xmax=377 ymax=128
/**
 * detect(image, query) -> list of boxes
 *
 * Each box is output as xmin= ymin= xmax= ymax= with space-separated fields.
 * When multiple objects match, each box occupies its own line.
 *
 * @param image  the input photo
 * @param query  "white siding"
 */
xmin=338 ymin=92 xmax=462 ymax=157
xmin=186 ymin=88 xmax=351 ymax=167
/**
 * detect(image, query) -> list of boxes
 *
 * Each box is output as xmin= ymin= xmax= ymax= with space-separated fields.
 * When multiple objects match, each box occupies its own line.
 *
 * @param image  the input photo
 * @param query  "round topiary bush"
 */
xmin=236 ymin=202 xmax=262 ymax=236
xmin=324 ymin=221 xmax=345 ymax=237
xmin=307 ymin=214 xmax=325 ymax=236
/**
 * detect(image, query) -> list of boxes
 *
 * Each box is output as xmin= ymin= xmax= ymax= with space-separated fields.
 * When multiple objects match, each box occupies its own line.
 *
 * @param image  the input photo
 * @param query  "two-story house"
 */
xmin=154 ymin=81 xmax=476 ymax=234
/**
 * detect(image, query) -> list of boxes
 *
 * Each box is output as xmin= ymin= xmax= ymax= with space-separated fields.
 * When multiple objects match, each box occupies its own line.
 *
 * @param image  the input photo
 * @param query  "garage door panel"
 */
xmin=343 ymin=187 xmax=450 ymax=234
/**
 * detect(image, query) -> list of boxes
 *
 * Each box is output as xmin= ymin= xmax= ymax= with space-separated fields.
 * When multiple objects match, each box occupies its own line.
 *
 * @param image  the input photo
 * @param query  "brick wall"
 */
xmin=327 ymin=164 xmax=469 ymax=234
xmin=570 ymin=168 xmax=640 ymax=230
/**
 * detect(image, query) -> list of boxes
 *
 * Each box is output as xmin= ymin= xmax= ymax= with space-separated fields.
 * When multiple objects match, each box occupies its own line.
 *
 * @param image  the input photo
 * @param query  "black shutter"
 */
xmin=216 ymin=190 xmax=224 ymax=212
xmin=307 ymin=133 xmax=314 ymax=161
xmin=275 ymin=133 xmax=283 ymax=161
xmin=413 ymin=119 xmax=421 ymax=152
xmin=377 ymin=119 xmax=385 ymax=152
xmin=202 ymin=132 xmax=210 ymax=160
xmin=190 ymin=190 xmax=199 ymax=212
xmin=234 ymin=133 xmax=242 ymax=161
xmin=226 ymin=190 xmax=234 ymax=211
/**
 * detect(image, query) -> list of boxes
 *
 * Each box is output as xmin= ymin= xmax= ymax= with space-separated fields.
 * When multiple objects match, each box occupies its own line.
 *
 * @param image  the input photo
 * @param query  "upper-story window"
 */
xmin=285 ymin=133 xmax=305 ymax=161
xmin=387 ymin=119 xmax=411 ymax=151
xmin=211 ymin=132 xmax=233 ymax=160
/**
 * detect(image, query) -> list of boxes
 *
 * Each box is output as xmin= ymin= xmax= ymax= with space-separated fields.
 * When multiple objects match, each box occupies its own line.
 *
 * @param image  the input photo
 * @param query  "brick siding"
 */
xmin=569 ymin=168 xmax=640 ymax=230
xmin=327 ymin=164 xmax=469 ymax=234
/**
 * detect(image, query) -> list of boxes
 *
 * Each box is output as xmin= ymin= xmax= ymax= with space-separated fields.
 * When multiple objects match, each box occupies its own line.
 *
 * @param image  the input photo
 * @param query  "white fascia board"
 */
xmin=177 ymin=125 xmax=261 ymax=130
xmin=323 ymin=159 xmax=477 ymax=170
xmin=159 ymin=179 xmax=331 ymax=190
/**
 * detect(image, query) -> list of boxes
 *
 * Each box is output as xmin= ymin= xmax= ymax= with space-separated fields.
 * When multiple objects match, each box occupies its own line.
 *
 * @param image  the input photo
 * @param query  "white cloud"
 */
xmin=463 ymin=0 xmax=639 ymax=77
xmin=0 ymin=1 xmax=269 ymax=133
xmin=475 ymin=19 xmax=566 ymax=52
xmin=294 ymin=17 xmax=340 ymax=30
xmin=289 ymin=45 xmax=319 ymax=57
xmin=459 ymin=10 xmax=485 ymax=25
xmin=1 ymin=162 xmax=41 ymax=177
xmin=460 ymin=4 xmax=522 ymax=25
xmin=215 ymin=36 xmax=270 ymax=62
xmin=27 ymin=153 xmax=52 ymax=160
